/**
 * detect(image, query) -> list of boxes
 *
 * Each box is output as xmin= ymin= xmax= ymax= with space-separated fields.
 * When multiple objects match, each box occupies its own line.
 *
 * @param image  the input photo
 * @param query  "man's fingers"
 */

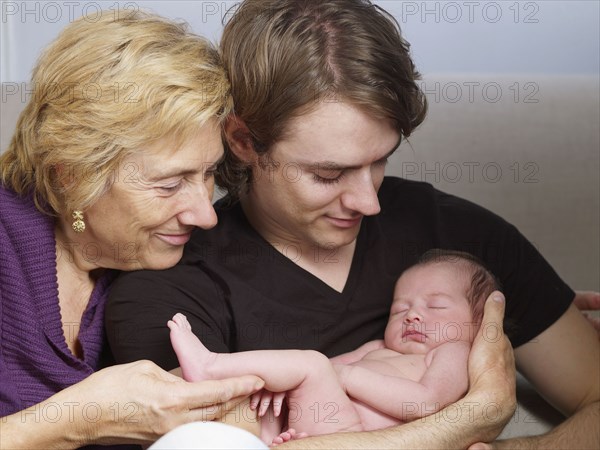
xmin=478 ymin=291 xmax=506 ymax=339
xmin=574 ymin=292 xmax=600 ymax=338
xmin=574 ymin=291 xmax=600 ymax=310
xmin=473 ymin=291 xmax=505 ymax=351
xmin=470 ymin=291 xmax=514 ymax=386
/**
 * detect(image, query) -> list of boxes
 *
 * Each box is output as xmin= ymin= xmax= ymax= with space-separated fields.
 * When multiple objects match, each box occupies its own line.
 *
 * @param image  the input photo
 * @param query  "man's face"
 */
xmin=244 ymin=100 xmax=400 ymax=253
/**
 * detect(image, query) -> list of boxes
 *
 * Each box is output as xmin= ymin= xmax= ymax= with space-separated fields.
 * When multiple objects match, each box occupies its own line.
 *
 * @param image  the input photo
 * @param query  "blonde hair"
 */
xmin=1 ymin=10 xmax=232 ymax=216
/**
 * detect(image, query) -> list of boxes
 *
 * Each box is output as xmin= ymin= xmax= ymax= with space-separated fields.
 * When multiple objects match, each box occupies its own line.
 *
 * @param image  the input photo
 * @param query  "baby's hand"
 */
xmin=250 ymin=389 xmax=286 ymax=417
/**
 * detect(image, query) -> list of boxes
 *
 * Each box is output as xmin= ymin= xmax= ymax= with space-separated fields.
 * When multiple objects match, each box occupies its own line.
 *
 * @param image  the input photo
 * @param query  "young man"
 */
xmin=106 ymin=1 xmax=599 ymax=448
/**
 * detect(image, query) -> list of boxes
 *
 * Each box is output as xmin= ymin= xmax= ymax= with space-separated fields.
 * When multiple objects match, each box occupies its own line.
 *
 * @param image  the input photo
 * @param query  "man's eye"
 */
xmin=312 ymin=172 xmax=344 ymax=185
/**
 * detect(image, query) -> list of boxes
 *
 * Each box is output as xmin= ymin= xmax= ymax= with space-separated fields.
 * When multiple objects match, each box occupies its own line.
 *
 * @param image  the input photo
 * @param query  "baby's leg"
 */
xmin=169 ymin=313 xmax=332 ymax=391
xmin=168 ymin=313 xmax=216 ymax=381
xmin=168 ymin=313 xmax=363 ymax=438
xmin=285 ymin=374 xmax=364 ymax=437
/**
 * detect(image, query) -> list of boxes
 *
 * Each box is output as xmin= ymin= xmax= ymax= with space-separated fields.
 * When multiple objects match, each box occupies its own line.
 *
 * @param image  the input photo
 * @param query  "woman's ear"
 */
xmin=53 ymin=163 xmax=70 ymax=189
xmin=224 ymin=115 xmax=258 ymax=164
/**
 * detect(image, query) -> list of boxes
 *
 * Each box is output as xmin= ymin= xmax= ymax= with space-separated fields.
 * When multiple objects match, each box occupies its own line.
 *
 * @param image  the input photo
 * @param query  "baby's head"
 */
xmin=384 ymin=249 xmax=500 ymax=354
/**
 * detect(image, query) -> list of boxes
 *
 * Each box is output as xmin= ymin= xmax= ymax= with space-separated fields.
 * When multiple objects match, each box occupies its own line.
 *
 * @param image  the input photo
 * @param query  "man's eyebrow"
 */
xmin=301 ymin=140 xmax=401 ymax=171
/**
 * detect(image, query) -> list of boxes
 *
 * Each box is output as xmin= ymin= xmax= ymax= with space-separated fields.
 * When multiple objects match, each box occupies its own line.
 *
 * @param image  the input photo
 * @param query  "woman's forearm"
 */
xmin=1 ymin=395 xmax=88 ymax=449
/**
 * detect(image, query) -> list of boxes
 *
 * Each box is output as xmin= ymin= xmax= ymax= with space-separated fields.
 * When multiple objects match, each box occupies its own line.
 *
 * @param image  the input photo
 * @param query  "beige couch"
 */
xmin=1 ymin=75 xmax=598 ymax=438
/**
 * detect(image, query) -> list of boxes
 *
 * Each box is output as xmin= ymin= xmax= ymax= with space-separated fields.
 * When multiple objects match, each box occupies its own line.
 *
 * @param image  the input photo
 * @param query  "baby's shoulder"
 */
xmin=426 ymin=341 xmax=471 ymax=365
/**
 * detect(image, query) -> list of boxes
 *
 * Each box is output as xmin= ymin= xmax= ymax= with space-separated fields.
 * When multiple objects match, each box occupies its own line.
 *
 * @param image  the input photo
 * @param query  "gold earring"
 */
xmin=72 ymin=210 xmax=85 ymax=233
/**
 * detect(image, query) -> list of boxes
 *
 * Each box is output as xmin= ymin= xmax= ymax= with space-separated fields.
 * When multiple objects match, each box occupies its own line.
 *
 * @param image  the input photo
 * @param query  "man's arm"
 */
xmin=106 ymin=266 xmax=232 ymax=367
xmin=279 ymin=293 xmax=516 ymax=449
xmin=470 ymin=303 xmax=600 ymax=450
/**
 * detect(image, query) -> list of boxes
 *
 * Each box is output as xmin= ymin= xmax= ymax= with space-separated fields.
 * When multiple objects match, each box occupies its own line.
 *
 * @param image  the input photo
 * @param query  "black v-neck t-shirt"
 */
xmin=105 ymin=177 xmax=573 ymax=370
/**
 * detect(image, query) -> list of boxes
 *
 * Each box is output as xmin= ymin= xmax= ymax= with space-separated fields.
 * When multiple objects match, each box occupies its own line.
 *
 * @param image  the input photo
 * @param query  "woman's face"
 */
xmin=65 ymin=121 xmax=223 ymax=271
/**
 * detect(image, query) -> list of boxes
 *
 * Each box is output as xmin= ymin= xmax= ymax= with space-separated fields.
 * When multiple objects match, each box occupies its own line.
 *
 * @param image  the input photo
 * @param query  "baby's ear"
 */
xmin=224 ymin=115 xmax=258 ymax=164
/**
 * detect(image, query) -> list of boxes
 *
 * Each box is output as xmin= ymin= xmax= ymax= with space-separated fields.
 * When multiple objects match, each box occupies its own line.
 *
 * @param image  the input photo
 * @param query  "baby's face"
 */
xmin=384 ymin=262 xmax=476 ymax=354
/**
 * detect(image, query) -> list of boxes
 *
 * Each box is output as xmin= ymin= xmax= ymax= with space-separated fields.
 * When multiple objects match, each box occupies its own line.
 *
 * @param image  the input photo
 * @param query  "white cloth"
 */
xmin=149 ymin=421 xmax=268 ymax=450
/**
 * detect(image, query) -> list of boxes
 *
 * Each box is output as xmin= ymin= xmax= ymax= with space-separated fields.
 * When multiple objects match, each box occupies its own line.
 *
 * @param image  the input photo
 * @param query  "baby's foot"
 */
xmin=270 ymin=428 xmax=308 ymax=447
xmin=168 ymin=313 xmax=214 ymax=382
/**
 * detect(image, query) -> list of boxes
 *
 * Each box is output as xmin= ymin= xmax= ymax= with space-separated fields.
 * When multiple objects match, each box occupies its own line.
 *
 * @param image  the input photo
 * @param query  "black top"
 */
xmin=105 ymin=177 xmax=574 ymax=370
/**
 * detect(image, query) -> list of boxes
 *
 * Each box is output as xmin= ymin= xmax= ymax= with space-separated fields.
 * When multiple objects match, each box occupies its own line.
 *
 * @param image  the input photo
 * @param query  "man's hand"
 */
xmin=470 ymin=292 xmax=600 ymax=450
xmin=574 ymin=290 xmax=600 ymax=336
xmin=463 ymin=291 xmax=517 ymax=444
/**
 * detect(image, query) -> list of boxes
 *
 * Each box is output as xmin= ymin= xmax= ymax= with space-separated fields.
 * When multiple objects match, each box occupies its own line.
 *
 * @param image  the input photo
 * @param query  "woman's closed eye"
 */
xmin=157 ymin=180 xmax=183 ymax=194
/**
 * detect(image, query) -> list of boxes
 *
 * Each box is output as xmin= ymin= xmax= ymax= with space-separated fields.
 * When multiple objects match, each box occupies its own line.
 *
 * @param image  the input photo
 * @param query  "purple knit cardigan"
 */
xmin=0 ymin=186 xmax=113 ymax=418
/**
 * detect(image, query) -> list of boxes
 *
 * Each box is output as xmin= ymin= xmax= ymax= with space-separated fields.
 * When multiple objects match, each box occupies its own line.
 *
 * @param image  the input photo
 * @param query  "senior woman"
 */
xmin=0 ymin=10 xmax=262 ymax=448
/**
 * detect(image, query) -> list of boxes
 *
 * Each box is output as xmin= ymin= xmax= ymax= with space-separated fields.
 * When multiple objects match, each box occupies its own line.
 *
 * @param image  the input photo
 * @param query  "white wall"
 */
xmin=1 ymin=1 xmax=599 ymax=82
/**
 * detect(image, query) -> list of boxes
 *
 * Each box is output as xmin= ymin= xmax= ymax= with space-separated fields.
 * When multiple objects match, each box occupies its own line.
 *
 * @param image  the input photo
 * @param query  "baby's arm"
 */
xmin=330 ymin=339 xmax=386 ymax=365
xmin=338 ymin=342 xmax=470 ymax=421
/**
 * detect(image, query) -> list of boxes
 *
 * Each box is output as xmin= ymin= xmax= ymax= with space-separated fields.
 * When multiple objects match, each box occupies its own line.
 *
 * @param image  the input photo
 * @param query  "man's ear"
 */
xmin=224 ymin=115 xmax=258 ymax=164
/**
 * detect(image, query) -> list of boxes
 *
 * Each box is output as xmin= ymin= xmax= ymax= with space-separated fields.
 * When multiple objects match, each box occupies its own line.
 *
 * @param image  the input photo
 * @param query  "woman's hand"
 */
xmin=73 ymin=360 xmax=264 ymax=446
xmin=0 ymin=360 xmax=263 ymax=449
